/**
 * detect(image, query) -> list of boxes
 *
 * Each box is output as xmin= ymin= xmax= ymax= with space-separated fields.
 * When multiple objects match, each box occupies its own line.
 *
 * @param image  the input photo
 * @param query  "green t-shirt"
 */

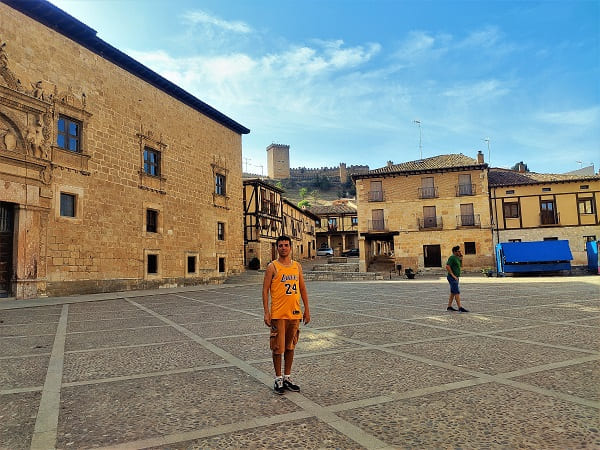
xmin=446 ymin=254 xmax=461 ymax=277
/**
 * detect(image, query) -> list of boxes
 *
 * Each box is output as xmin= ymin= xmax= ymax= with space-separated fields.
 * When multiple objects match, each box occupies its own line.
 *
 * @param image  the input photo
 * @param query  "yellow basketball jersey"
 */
xmin=270 ymin=260 xmax=302 ymax=320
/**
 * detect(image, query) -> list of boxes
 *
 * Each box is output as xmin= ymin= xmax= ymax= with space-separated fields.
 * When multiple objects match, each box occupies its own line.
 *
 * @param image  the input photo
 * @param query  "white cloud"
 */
xmin=395 ymin=31 xmax=437 ymax=60
xmin=183 ymin=10 xmax=252 ymax=33
xmin=443 ymin=80 xmax=510 ymax=101
xmin=535 ymin=107 xmax=600 ymax=126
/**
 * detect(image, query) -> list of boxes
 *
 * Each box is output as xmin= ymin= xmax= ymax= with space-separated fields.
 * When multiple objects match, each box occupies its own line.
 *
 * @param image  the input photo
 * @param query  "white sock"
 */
xmin=284 ymin=374 xmax=291 ymax=380
xmin=275 ymin=375 xmax=283 ymax=381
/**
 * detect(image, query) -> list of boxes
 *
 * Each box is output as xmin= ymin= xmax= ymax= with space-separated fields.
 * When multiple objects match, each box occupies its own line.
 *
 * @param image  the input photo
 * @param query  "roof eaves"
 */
xmin=2 ymin=0 xmax=250 ymax=135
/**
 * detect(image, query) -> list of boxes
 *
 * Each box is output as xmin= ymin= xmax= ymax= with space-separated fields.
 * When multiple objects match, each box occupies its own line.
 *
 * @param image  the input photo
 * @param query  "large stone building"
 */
xmin=0 ymin=0 xmax=249 ymax=298
xmin=489 ymin=168 xmax=600 ymax=265
xmin=353 ymin=152 xmax=494 ymax=272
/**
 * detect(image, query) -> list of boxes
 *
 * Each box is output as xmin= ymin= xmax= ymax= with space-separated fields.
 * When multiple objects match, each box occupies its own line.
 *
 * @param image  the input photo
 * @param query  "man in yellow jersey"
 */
xmin=262 ymin=235 xmax=310 ymax=395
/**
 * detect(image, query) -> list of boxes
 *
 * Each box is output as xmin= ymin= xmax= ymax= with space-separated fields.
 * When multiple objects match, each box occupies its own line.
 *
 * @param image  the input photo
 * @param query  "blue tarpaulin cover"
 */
xmin=500 ymin=240 xmax=573 ymax=264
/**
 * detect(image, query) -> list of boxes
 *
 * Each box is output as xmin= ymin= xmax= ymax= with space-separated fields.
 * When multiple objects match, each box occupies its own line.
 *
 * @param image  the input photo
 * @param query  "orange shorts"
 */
xmin=270 ymin=319 xmax=300 ymax=355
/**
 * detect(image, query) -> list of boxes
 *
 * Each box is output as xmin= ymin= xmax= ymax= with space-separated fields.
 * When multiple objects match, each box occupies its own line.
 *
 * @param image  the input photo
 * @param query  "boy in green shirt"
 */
xmin=446 ymin=245 xmax=468 ymax=312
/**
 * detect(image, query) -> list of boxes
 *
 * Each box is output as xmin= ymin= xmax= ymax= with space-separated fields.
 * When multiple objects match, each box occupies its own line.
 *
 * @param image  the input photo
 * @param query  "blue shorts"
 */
xmin=447 ymin=275 xmax=460 ymax=294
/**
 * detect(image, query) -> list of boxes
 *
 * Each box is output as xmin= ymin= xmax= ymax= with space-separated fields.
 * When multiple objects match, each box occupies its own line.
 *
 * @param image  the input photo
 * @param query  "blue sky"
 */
xmin=49 ymin=0 xmax=599 ymax=175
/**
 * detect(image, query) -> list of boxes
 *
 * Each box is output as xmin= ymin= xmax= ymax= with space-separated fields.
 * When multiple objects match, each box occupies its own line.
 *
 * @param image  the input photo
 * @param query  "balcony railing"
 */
xmin=418 ymin=187 xmax=438 ymax=199
xmin=456 ymin=184 xmax=475 ymax=196
xmin=368 ymin=190 xmax=385 ymax=202
xmin=367 ymin=219 xmax=388 ymax=232
xmin=457 ymin=214 xmax=481 ymax=227
xmin=327 ymin=224 xmax=338 ymax=232
xmin=540 ymin=211 xmax=560 ymax=226
xmin=418 ymin=216 xmax=443 ymax=230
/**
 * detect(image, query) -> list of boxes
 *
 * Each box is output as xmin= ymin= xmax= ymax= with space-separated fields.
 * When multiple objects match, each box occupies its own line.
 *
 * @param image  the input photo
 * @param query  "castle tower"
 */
xmin=266 ymin=143 xmax=290 ymax=179
xmin=339 ymin=163 xmax=348 ymax=183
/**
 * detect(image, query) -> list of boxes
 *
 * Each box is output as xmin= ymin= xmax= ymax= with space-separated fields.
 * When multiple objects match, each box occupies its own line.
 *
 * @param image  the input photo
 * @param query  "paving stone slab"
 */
xmin=1 ymin=354 xmax=49 ymax=390
xmin=168 ymin=309 xmax=258 ymax=324
xmin=67 ymin=310 xmax=155 ymax=321
xmin=338 ymin=383 xmax=600 ymax=449
xmin=493 ymin=323 xmax=600 ymax=351
xmin=393 ymin=335 xmax=586 ymax=375
xmin=253 ymin=349 xmax=473 ymax=407
xmin=148 ymin=416 xmax=364 ymax=449
xmin=0 ymin=391 xmax=41 ymax=449
xmin=493 ymin=305 xmax=600 ymax=322
xmin=63 ymin=341 xmax=228 ymax=382
xmin=67 ymin=299 xmax=139 ymax=312
xmin=409 ymin=312 xmax=544 ymax=333
xmin=66 ymin=316 xmax=165 ymax=332
xmin=184 ymin=318 xmax=263 ymax=338
xmin=306 ymin=311 xmax=393 ymax=328
xmin=0 ymin=307 xmax=61 ymax=325
xmin=57 ymin=368 xmax=300 ymax=448
xmin=65 ymin=326 xmax=186 ymax=351
xmin=513 ymin=360 xmax=600 ymax=402
xmin=319 ymin=320 xmax=465 ymax=345
xmin=574 ymin=316 xmax=600 ymax=327
xmin=0 ymin=321 xmax=58 ymax=337
xmin=354 ymin=306 xmax=435 ymax=321
xmin=1 ymin=334 xmax=55 ymax=357
xmin=210 ymin=329 xmax=360 ymax=362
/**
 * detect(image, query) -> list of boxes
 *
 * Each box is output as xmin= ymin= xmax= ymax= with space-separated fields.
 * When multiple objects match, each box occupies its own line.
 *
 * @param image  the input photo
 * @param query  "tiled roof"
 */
xmin=307 ymin=205 xmax=357 ymax=216
xmin=358 ymin=154 xmax=483 ymax=177
xmin=489 ymin=168 xmax=600 ymax=187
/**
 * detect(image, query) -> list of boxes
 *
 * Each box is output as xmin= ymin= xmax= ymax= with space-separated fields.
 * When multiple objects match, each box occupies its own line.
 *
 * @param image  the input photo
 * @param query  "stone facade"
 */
xmin=0 ymin=2 xmax=248 ymax=298
xmin=353 ymin=153 xmax=494 ymax=272
xmin=489 ymin=170 xmax=600 ymax=266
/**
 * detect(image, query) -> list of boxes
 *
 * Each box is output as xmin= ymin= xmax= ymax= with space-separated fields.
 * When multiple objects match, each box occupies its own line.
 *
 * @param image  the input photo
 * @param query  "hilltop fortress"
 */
xmin=266 ymin=143 xmax=369 ymax=182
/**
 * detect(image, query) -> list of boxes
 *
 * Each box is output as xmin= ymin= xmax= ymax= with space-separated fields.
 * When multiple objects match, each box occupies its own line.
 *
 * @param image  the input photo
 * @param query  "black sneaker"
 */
xmin=283 ymin=377 xmax=300 ymax=392
xmin=274 ymin=378 xmax=285 ymax=395
xmin=447 ymin=306 xmax=458 ymax=311
xmin=458 ymin=307 xmax=469 ymax=313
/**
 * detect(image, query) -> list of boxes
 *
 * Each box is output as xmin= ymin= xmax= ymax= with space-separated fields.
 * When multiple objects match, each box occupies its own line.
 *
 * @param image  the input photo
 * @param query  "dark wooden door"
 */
xmin=0 ymin=203 xmax=14 ymax=296
xmin=423 ymin=244 xmax=441 ymax=267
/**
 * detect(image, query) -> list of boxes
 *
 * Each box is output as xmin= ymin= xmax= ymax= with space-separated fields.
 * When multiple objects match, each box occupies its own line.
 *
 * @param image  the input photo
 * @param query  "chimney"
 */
xmin=518 ymin=162 xmax=526 ymax=173
xmin=387 ymin=160 xmax=393 ymax=167
xmin=477 ymin=150 xmax=484 ymax=164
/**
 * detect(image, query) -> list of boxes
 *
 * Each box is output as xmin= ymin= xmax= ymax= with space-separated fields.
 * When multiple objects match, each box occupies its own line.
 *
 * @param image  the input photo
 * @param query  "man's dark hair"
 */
xmin=276 ymin=235 xmax=291 ymax=246
xmin=452 ymin=245 xmax=460 ymax=253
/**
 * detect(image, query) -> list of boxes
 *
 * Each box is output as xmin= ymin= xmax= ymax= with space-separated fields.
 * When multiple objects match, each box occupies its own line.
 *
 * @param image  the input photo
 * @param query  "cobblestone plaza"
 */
xmin=1 ymin=276 xmax=599 ymax=449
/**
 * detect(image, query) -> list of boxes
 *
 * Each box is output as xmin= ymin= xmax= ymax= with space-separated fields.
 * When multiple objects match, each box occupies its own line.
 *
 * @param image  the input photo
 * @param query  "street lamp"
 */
xmin=413 ymin=120 xmax=422 ymax=160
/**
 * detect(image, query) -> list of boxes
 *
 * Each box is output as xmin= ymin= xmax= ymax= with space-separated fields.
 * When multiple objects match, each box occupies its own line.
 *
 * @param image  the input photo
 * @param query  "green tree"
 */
xmin=275 ymin=181 xmax=283 ymax=190
xmin=298 ymin=199 xmax=311 ymax=208
xmin=299 ymin=187 xmax=308 ymax=199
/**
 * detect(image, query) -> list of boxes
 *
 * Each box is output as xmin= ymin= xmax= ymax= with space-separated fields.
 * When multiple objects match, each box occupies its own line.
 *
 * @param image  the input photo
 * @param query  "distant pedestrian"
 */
xmin=262 ymin=235 xmax=311 ymax=395
xmin=446 ymin=245 xmax=469 ymax=312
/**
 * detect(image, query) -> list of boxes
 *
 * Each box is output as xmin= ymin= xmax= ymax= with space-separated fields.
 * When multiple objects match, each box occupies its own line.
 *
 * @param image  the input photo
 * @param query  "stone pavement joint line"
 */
xmin=30 ymin=304 xmax=68 ymax=450
xmin=126 ymin=298 xmax=392 ymax=449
